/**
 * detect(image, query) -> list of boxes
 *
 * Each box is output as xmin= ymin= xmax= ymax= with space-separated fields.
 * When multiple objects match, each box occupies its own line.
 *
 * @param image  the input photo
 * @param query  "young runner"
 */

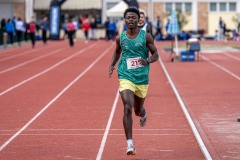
xmin=108 ymin=7 xmax=159 ymax=155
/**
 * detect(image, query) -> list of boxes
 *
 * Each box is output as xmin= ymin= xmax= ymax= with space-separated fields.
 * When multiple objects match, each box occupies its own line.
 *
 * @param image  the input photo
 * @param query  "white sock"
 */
xmin=127 ymin=139 xmax=133 ymax=147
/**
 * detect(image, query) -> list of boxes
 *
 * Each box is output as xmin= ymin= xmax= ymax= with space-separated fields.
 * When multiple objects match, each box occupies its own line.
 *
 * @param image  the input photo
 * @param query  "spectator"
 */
xmin=179 ymin=30 xmax=188 ymax=40
xmin=104 ymin=17 xmax=110 ymax=41
xmin=15 ymin=17 xmax=25 ymax=46
xmin=90 ymin=17 xmax=97 ymax=40
xmin=154 ymin=16 xmax=162 ymax=38
xmin=40 ymin=16 xmax=49 ymax=44
xmin=218 ymin=17 xmax=225 ymax=41
xmin=81 ymin=19 xmax=91 ymax=43
xmin=108 ymin=18 xmax=117 ymax=41
xmin=6 ymin=18 xmax=15 ymax=46
xmin=67 ymin=17 xmax=76 ymax=47
xmin=24 ymin=20 xmax=29 ymax=42
xmin=145 ymin=16 xmax=153 ymax=37
xmin=72 ymin=17 xmax=79 ymax=41
xmin=1 ymin=16 xmax=6 ymax=29
xmin=28 ymin=17 xmax=36 ymax=48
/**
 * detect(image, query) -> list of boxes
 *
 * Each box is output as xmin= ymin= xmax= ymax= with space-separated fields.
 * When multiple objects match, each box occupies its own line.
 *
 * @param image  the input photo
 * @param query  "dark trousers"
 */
xmin=29 ymin=32 xmax=35 ymax=48
xmin=42 ymin=30 xmax=47 ymax=44
xmin=68 ymin=31 xmax=75 ymax=47
xmin=109 ymin=30 xmax=115 ymax=41
xmin=24 ymin=31 xmax=28 ymax=42
xmin=16 ymin=30 xmax=22 ymax=46
xmin=84 ymin=31 xmax=89 ymax=40
xmin=105 ymin=30 xmax=110 ymax=41
xmin=7 ymin=32 xmax=14 ymax=45
xmin=155 ymin=28 xmax=162 ymax=37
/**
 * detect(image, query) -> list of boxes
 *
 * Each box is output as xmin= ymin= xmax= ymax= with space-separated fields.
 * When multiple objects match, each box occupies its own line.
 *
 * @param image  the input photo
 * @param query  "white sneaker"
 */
xmin=126 ymin=145 xmax=136 ymax=155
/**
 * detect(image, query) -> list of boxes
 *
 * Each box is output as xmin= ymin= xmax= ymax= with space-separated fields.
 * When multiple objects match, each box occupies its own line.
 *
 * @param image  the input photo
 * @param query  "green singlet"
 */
xmin=118 ymin=29 xmax=149 ymax=85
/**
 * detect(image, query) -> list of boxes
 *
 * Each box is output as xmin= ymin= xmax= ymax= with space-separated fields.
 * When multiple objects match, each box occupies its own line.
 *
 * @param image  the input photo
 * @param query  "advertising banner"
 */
xmin=49 ymin=0 xmax=66 ymax=40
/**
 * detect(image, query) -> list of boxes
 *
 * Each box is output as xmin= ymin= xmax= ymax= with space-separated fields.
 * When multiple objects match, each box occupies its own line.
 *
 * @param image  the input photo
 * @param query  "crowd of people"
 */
xmin=0 ymin=15 xmax=49 ymax=48
xmin=1 ymin=13 xmax=240 ymax=49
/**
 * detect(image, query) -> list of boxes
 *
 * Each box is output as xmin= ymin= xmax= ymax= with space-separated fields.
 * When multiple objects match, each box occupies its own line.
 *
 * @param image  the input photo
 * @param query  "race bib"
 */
xmin=126 ymin=57 xmax=143 ymax=69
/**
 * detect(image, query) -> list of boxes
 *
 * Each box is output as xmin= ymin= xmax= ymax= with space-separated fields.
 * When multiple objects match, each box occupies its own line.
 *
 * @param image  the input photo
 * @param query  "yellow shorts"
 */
xmin=119 ymin=79 xmax=149 ymax=98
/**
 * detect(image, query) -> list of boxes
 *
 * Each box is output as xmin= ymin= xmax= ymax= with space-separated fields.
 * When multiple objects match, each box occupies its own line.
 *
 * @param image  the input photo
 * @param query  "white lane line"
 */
xmin=0 ymin=128 xmax=188 ymax=131
xmin=0 ymin=134 xmax=190 ymax=136
xmin=0 ymin=43 xmax=59 ymax=62
xmin=0 ymin=43 xmax=97 ymax=96
xmin=0 ymin=46 xmax=27 ymax=54
xmin=158 ymin=56 xmax=212 ymax=160
xmin=0 ymin=49 xmax=63 ymax=74
xmin=0 ymin=45 xmax=113 ymax=152
xmin=0 ymin=48 xmax=41 ymax=62
xmin=96 ymin=90 xmax=119 ymax=160
xmin=202 ymin=56 xmax=240 ymax=81
xmin=221 ymin=52 xmax=240 ymax=61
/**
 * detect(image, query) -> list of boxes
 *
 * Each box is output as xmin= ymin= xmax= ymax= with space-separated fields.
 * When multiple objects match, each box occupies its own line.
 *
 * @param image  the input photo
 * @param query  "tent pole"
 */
xmin=175 ymin=35 xmax=179 ymax=56
xmin=148 ymin=0 xmax=153 ymax=22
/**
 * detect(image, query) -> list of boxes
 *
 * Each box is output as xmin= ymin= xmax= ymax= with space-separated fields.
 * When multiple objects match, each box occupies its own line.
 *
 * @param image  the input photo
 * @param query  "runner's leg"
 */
xmin=134 ymin=95 xmax=146 ymax=117
xmin=120 ymin=89 xmax=134 ymax=140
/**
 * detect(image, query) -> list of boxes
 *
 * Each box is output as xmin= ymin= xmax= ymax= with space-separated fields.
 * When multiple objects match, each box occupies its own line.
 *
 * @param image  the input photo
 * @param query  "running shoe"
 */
xmin=140 ymin=113 xmax=147 ymax=127
xmin=126 ymin=145 xmax=136 ymax=155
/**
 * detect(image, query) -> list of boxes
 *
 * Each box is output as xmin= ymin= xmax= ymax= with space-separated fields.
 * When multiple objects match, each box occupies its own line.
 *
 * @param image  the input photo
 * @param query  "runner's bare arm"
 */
xmin=109 ymin=36 xmax=122 ymax=78
xmin=139 ymin=33 xmax=159 ymax=65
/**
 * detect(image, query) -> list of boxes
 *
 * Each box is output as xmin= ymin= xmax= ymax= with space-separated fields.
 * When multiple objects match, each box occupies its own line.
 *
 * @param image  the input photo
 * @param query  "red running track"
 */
xmin=0 ymin=40 xmax=239 ymax=159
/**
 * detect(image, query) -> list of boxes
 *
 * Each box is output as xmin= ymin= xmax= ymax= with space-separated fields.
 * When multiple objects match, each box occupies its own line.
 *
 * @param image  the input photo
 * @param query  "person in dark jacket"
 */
xmin=104 ymin=18 xmax=110 ymax=41
xmin=1 ymin=16 xmax=6 ymax=29
xmin=40 ymin=16 xmax=49 ymax=44
xmin=108 ymin=18 xmax=117 ymax=41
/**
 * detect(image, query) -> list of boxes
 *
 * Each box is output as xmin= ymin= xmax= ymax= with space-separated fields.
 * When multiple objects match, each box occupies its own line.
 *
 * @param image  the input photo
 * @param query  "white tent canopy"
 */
xmin=106 ymin=1 xmax=128 ymax=17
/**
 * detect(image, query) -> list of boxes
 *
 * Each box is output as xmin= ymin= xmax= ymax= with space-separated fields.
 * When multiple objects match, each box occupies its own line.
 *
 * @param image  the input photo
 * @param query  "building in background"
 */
xmin=0 ymin=0 xmax=25 ymax=20
xmin=103 ymin=0 xmax=240 ymax=36
xmin=1 ymin=0 xmax=240 ymax=36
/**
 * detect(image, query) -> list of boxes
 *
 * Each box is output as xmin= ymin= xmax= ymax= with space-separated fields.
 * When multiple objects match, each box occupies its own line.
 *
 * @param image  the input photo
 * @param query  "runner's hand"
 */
xmin=139 ymin=58 xmax=148 ymax=66
xmin=109 ymin=66 xmax=115 ymax=78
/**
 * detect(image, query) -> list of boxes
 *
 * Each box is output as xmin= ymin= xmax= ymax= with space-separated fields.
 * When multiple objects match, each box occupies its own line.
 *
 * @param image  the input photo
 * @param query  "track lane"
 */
xmin=0 ymin=43 xmax=31 ymax=54
xmin=0 ymin=41 xmax=59 ymax=62
xmin=0 ymin=41 xmax=116 ymax=159
xmin=158 ymin=45 xmax=240 ymax=159
xmin=0 ymin=42 xmax=97 ymax=95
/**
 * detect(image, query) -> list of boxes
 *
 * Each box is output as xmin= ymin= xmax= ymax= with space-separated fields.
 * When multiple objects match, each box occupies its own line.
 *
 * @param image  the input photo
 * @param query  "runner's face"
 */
xmin=125 ymin=12 xmax=139 ymax=29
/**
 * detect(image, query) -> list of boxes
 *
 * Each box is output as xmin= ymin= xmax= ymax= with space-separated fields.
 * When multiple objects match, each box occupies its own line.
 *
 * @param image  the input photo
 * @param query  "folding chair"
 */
xmin=187 ymin=38 xmax=201 ymax=61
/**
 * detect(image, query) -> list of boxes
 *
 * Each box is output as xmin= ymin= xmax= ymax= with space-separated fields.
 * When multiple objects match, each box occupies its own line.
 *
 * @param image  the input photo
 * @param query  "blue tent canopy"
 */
xmin=167 ymin=10 xmax=180 ymax=35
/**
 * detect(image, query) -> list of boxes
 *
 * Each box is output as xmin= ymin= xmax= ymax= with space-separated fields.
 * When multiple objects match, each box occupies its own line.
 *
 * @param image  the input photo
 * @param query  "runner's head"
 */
xmin=123 ymin=7 xmax=140 ymax=30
